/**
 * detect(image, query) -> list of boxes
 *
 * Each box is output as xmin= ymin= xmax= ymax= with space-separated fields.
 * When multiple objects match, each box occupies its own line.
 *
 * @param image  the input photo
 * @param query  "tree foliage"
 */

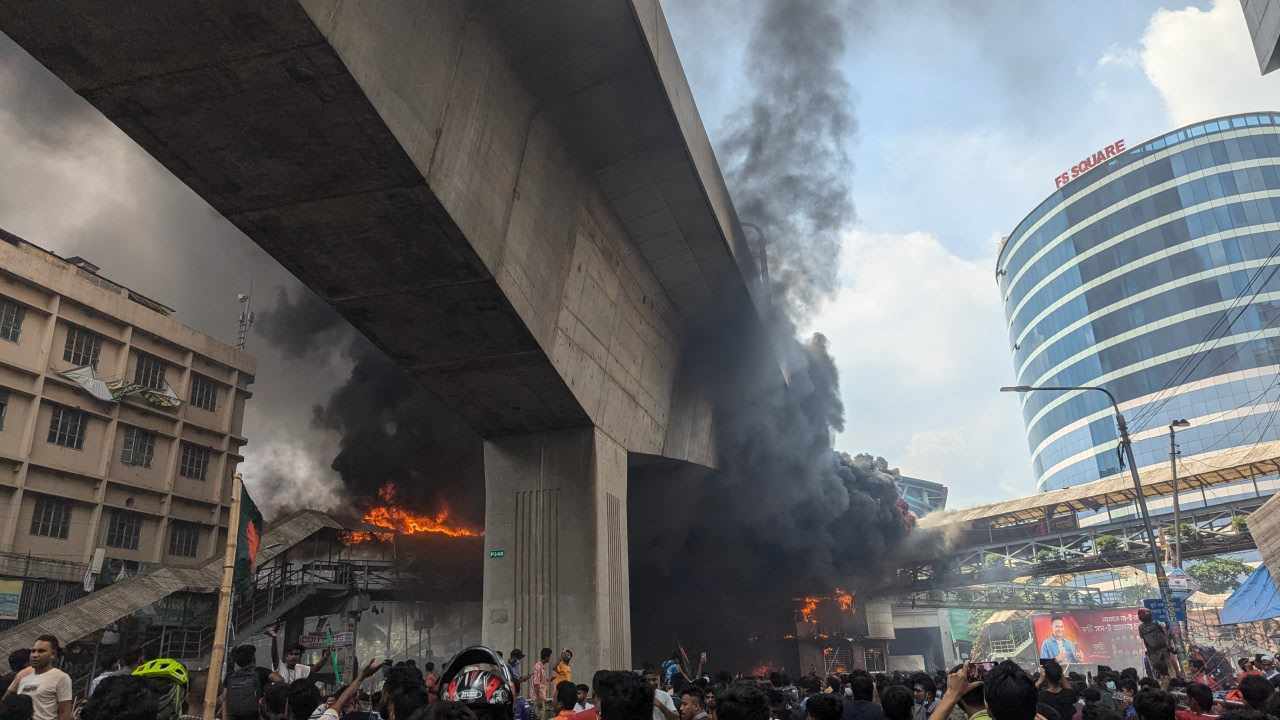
xmin=1187 ymin=557 xmax=1253 ymax=594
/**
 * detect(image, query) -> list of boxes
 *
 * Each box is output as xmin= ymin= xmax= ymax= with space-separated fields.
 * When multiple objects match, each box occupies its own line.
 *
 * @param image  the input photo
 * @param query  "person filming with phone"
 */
xmin=930 ymin=662 xmax=1037 ymax=720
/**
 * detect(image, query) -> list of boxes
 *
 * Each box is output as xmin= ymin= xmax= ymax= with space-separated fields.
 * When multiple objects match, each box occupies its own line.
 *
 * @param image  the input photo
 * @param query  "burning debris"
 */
xmin=359 ymin=482 xmax=482 ymax=540
xmin=797 ymin=589 xmax=853 ymax=624
xmin=339 ymin=482 xmax=483 ymax=544
xmin=798 ymin=596 xmax=820 ymax=624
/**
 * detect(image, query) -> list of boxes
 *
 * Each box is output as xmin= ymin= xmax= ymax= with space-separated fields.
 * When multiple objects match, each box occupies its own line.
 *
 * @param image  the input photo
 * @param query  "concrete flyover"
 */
xmin=0 ymin=1 xmax=772 ymax=674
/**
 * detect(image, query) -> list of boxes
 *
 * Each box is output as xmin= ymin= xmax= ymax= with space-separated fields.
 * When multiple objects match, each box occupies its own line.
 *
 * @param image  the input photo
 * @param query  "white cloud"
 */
xmin=1141 ymin=0 xmax=1280 ymax=126
xmin=807 ymin=230 xmax=1034 ymax=507
xmin=1097 ymin=44 xmax=1142 ymax=70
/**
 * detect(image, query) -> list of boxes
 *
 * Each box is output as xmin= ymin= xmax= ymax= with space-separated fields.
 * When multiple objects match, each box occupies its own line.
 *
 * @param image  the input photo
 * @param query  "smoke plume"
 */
xmin=627 ymin=0 xmax=937 ymax=670
xmin=255 ymin=289 xmax=485 ymax=529
xmin=718 ymin=0 xmax=856 ymax=320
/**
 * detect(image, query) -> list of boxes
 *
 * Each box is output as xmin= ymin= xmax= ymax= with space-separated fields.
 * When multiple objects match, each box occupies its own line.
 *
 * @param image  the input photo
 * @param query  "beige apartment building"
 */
xmin=0 ymin=231 xmax=254 ymax=585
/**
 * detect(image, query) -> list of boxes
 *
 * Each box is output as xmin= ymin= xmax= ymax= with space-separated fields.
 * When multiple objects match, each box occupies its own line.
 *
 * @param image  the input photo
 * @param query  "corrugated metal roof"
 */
xmin=0 ymin=510 xmax=342 ymax=658
xmin=1248 ymin=492 xmax=1280 ymax=578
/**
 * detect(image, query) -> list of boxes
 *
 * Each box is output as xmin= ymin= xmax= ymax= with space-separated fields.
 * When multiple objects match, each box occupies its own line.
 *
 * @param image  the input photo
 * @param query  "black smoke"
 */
xmin=718 ymin=0 xmax=856 ymax=320
xmin=627 ymin=0 xmax=934 ymax=671
xmin=255 ymin=288 xmax=485 ymax=530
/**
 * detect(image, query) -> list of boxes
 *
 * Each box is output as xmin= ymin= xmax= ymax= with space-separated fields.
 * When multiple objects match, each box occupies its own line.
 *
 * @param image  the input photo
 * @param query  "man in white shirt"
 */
xmin=3 ymin=635 xmax=72 ymax=720
xmin=645 ymin=669 xmax=679 ymax=720
xmin=271 ymin=631 xmax=330 ymax=685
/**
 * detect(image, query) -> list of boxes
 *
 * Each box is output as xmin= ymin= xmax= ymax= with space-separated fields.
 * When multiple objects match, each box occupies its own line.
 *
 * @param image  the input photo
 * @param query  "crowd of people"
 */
xmin=4 ymin=631 xmax=1280 ymax=720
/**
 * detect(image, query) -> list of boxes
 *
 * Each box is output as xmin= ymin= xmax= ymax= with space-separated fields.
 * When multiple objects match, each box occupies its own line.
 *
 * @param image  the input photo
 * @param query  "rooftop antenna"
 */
xmin=235 ymin=281 xmax=255 ymax=351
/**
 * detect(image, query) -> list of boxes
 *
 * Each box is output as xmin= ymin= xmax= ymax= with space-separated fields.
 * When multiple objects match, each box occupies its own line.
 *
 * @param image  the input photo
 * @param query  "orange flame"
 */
xmin=342 ymin=530 xmax=384 ymax=544
xmin=356 ymin=482 xmax=483 ymax=539
xmin=799 ymin=596 xmax=820 ymax=623
xmin=835 ymin=588 xmax=854 ymax=613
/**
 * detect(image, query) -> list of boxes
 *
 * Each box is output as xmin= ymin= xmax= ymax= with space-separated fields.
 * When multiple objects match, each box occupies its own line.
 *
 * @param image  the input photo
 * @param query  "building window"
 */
xmin=105 ymin=509 xmax=142 ymax=550
xmin=0 ymin=299 xmax=23 ymax=343
xmin=62 ymin=326 xmax=102 ymax=368
xmin=120 ymin=426 xmax=156 ymax=467
xmin=30 ymin=496 xmax=70 ymax=539
xmin=47 ymin=405 xmax=87 ymax=450
xmin=168 ymin=521 xmax=199 ymax=558
xmin=133 ymin=352 xmax=167 ymax=390
xmin=189 ymin=375 xmax=217 ymax=412
xmin=0 ymin=389 xmax=7 ymax=431
xmin=179 ymin=442 xmax=209 ymax=481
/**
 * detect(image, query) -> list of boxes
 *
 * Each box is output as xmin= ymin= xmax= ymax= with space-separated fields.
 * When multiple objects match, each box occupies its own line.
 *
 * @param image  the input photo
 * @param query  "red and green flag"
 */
xmin=232 ymin=482 xmax=265 ymax=590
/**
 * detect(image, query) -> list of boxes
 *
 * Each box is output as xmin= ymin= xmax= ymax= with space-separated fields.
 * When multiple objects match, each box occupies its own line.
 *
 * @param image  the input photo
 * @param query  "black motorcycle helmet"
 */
xmin=440 ymin=645 xmax=516 ymax=720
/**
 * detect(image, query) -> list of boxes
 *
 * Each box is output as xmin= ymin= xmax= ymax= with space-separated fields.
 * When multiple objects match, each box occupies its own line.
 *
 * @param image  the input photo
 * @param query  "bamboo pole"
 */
xmin=202 ymin=474 xmax=244 ymax=719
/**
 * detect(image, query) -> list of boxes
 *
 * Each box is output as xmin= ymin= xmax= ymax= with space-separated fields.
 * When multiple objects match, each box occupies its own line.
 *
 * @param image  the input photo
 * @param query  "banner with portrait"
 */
xmin=1031 ymin=609 xmax=1147 ymax=669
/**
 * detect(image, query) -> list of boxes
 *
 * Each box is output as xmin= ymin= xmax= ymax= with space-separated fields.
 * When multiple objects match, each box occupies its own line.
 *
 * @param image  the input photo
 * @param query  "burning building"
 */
xmin=793 ymin=590 xmax=896 ymax=674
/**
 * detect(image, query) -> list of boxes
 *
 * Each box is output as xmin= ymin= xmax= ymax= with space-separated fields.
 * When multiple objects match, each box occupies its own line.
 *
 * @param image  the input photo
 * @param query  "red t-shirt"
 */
xmin=570 ymin=707 xmax=600 ymax=720
xmin=1176 ymin=710 xmax=1217 ymax=720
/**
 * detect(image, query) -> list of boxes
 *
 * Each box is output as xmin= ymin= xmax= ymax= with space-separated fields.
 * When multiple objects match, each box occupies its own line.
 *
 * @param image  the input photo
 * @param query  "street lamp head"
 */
xmin=1171 ymin=419 xmax=1190 ymax=428
xmin=1000 ymin=385 xmax=1033 ymax=393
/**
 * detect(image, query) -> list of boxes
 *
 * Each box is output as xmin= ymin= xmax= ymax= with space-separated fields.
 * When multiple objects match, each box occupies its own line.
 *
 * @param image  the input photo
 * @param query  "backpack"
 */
xmin=141 ymin=676 xmax=187 ymax=720
xmin=224 ymin=667 xmax=263 ymax=718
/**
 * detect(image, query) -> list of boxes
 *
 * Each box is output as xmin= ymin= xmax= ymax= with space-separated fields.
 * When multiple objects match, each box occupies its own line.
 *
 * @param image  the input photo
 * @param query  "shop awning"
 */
xmin=1219 ymin=564 xmax=1280 ymax=625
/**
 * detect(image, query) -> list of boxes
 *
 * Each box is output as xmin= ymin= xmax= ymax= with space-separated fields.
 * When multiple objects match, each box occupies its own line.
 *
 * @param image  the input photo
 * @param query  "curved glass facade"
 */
xmin=998 ymin=113 xmax=1280 ymax=491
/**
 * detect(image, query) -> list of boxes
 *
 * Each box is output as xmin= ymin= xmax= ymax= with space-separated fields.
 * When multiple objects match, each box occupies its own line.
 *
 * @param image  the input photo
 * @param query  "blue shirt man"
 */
xmin=1039 ymin=618 xmax=1082 ymax=664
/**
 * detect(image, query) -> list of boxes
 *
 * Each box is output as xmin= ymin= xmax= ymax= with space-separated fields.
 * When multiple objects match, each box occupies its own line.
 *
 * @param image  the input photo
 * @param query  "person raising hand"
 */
xmin=929 ymin=664 xmax=985 ymax=720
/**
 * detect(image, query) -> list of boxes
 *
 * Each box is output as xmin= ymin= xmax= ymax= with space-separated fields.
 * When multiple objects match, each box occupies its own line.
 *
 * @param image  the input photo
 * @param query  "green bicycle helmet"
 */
xmin=133 ymin=658 xmax=190 ymax=720
xmin=132 ymin=658 xmax=189 ymax=687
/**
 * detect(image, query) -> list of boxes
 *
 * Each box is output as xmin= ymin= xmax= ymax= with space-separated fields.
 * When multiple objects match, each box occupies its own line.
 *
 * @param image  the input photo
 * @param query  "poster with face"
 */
xmin=1032 ymin=609 xmax=1146 ymax=669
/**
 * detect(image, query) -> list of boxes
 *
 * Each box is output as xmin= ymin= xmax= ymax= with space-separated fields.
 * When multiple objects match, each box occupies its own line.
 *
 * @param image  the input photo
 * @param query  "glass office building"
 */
xmin=895 ymin=475 xmax=948 ymax=517
xmin=998 ymin=112 xmax=1280 ymax=490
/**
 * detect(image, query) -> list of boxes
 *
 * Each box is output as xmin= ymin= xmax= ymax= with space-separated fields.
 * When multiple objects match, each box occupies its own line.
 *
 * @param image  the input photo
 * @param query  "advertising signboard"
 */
xmin=1031 ymin=609 xmax=1146 ymax=668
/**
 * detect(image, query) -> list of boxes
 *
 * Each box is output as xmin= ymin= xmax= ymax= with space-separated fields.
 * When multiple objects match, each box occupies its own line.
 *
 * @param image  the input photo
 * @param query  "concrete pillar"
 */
xmin=482 ymin=427 xmax=630 ymax=680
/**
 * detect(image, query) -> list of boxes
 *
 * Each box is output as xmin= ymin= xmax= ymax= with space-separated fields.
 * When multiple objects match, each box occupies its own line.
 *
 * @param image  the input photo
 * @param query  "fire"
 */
xmin=798 ymin=596 xmax=820 ymax=623
xmin=356 ymin=482 xmax=483 ymax=539
xmin=834 ymin=588 xmax=854 ymax=613
xmin=341 ymin=530 xmax=384 ymax=544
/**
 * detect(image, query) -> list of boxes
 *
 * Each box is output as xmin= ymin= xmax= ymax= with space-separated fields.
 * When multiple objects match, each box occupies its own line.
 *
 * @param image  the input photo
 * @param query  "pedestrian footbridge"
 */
xmin=900 ymin=446 xmax=1280 ymax=591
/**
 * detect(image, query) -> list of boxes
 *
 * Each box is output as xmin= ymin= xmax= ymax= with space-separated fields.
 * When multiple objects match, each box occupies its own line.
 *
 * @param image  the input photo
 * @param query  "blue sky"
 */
xmin=1 ymin=1 xmax=1278 ymax=512
xmin=665 ymin=0 xmax=1280 ymax=505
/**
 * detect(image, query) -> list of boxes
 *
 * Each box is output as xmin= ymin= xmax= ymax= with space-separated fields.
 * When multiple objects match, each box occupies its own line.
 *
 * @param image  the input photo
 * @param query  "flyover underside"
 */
xmin=0 ymin=1 xmax=585 ymax=436
xmin=1 ymin=1 xmax=758 ymax=673
xmin=899 ymin=495 xmax=1264 ymax=591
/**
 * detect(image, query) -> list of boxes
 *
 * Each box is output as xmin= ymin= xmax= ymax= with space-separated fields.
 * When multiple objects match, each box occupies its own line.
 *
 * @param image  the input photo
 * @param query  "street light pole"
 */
xmin=1001 ymin=384 xmax=1185 ymax=665
xmin=1169 ymin=419 xmax=1190 ymax=569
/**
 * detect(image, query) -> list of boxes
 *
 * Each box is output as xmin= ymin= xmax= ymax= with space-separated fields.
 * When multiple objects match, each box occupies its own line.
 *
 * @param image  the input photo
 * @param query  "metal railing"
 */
xmin=68 ymin=557 xmax=402 ymax=696
xmin=899 ymin=496 xmax=1264 ymax=591
xmin=895 ymin=583 xmax=1111 ymax=610
xmin=231 ymin=558 xmax=399 ymax=635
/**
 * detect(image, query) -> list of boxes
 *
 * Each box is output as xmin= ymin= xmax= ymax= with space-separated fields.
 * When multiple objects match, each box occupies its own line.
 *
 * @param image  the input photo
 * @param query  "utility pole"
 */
xmin=203 ymin=475 xmax=244 ymax=719
xmin=1003 ymin=385 xmax=1187 ymax=672
xmin=1169 ymin=420 xmax=1190 ymax=568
